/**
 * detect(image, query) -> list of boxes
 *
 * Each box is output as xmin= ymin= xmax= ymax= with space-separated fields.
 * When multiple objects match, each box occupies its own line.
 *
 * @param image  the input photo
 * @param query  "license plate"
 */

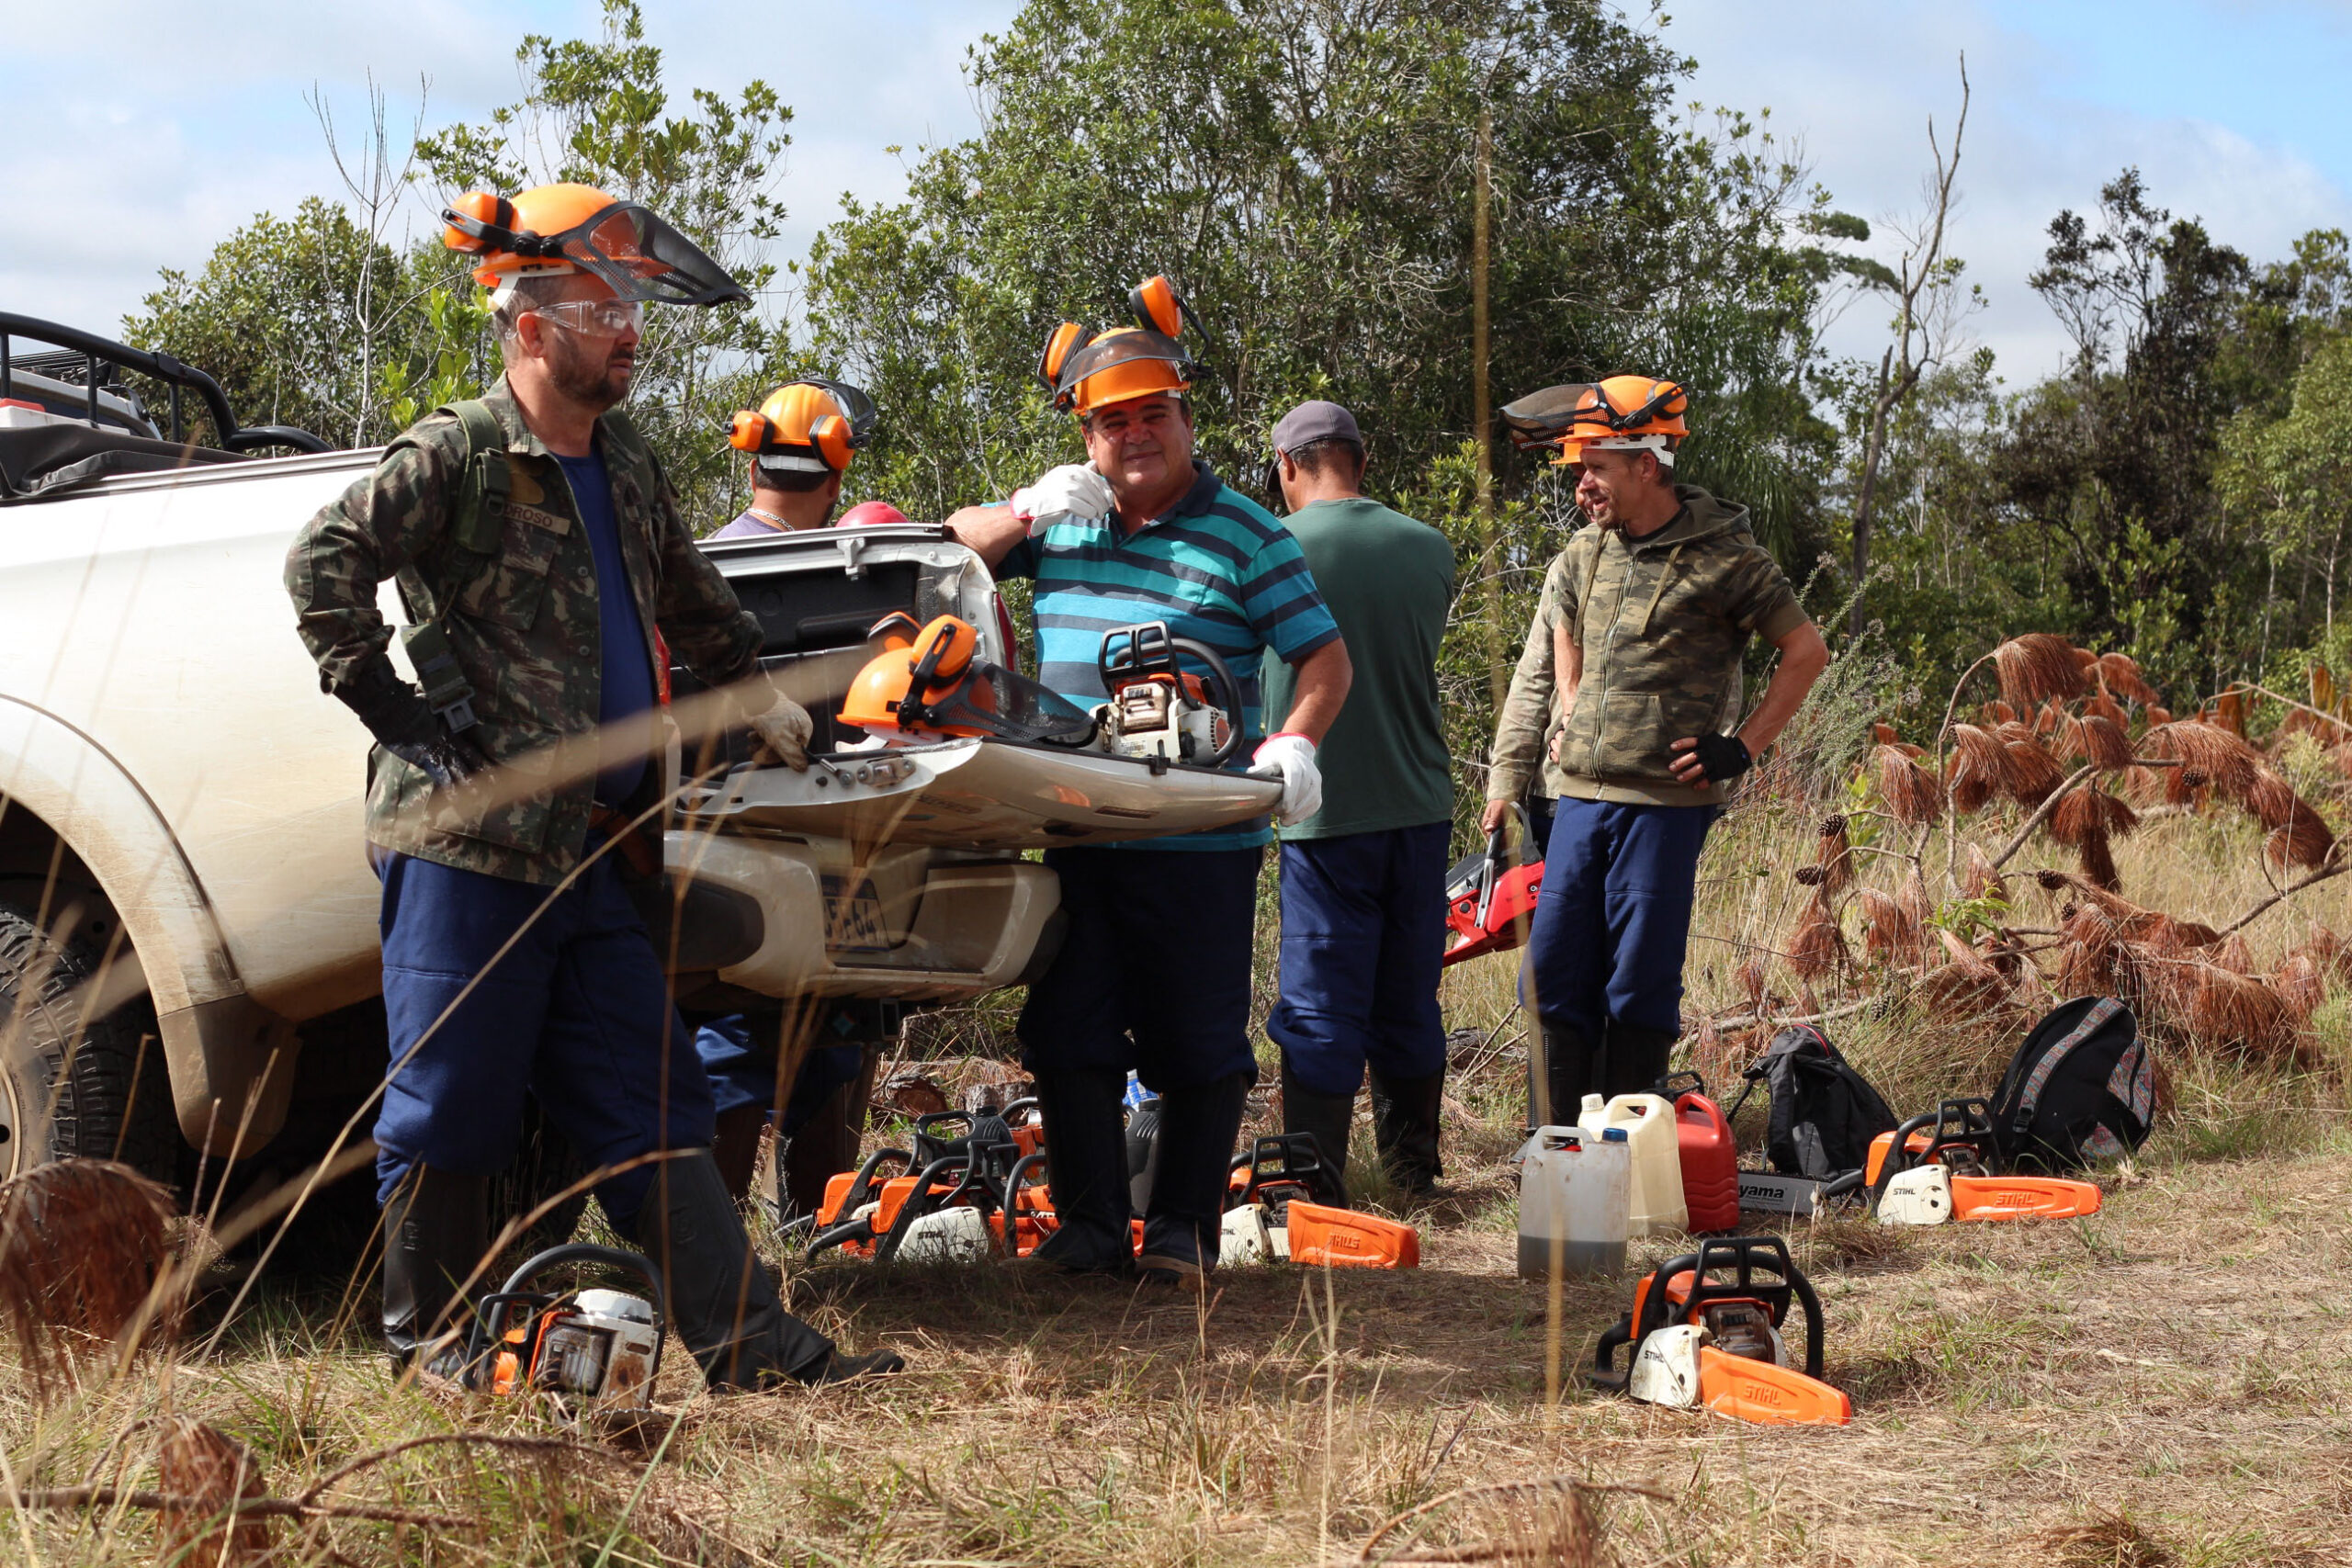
xmin=820 ymin=874 xmax=891 ymax=953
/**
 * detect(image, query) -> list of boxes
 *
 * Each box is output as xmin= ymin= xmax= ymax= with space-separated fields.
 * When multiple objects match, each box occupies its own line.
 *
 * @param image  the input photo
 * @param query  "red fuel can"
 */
xmin=1669 ymin=1081 xmax=1742 ymax=1233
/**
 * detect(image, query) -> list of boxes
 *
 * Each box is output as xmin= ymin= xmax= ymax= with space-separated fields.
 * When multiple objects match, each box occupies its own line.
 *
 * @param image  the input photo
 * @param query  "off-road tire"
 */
xmin=0 ymin=904 xmax=176 ymax=1187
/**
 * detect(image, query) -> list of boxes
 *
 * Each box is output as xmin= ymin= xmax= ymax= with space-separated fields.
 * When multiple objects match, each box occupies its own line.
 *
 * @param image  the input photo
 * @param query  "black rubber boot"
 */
xmin=1138 ymin=1070 xmax=1252 ymax=1288
xmin=381 ymin=1165 xmax=491 ymax=1373
xmin=710 ymin=1105 xmax=768 ymax=1207
xmin=778 ymin=1079 xmax=861 ymax=1222
xmin=628 ymin=1149 xmax=894 ymax=1388
xmin=1025 ymin=1068 xmax=1136 ymax=1275
xmin=1280 ymin=1057 xmax=1356 ymax=1179
xmin=1600 ymin=1021 xmax=1679 ymax=1100
xmin=1529 ymin=1022 xmax=1601 ymax=1129
xmin=1368 ymin=1067 xmax=1445 ymax=1198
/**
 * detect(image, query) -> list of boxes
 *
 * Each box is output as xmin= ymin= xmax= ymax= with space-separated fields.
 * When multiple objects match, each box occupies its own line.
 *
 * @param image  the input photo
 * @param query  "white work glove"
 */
xmin=1249 ymin=732 xmax=1323 ymax=826
xmin=745 ymin=684 xmax=813 ymax=772
xmin=1009 ymin=463 xmax=1114 ymax=536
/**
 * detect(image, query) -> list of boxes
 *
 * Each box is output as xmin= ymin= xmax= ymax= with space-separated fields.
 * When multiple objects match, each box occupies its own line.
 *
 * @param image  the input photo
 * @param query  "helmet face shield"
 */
xmin=1050 ymin=328 xmax=1200 ymax=415
xmin=560 ymin=203 xmax=749 ymax=306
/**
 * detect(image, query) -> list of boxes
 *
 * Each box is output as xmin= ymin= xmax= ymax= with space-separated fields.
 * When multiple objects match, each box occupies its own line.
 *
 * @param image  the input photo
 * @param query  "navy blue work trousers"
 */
xmin=1018 ymin=846 xmax=1263 ymax=1089
xmin=1265 ymin=822 xmax=1451 ymax=1097
xmin=373 ymin=852 xmax=715 ymax=1226
xmin=1520 ymin=799 xmax=1716 ymax=1043
xmin=695 ymin=1016 xmax=865 ymax=1134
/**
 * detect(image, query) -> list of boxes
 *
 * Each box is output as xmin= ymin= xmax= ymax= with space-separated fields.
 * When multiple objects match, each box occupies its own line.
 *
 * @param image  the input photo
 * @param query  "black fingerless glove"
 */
xmin=1690 ymin=732 xmax=1752 ymax=784
xmin=331 ymin=660 xmax=489 ymax=789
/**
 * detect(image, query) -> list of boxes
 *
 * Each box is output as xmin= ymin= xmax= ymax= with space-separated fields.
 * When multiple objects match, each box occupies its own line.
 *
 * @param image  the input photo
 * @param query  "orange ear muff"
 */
xmin=727 ymin=410 xmax=771 ymax=453
xmin=866 ymin=611 xmax=922 ymax=650
xmin=442 ymin=190 xmax=511 ymax=254
xmin=910 ymin=615 xmax=978 ymax=684
xmin=810 ymin=412 xmax=854 ymax=472
xmin=1039 ymin=321 xmax=1091 ymax=392
xmin=1131 ymin=275 xmax=1183 ymax=337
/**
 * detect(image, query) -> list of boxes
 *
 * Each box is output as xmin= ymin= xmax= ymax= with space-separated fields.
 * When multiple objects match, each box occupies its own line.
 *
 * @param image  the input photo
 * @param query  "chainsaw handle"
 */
xmin=1170 ymin=636 xmax=1245 ymax=766
xmin=475 ymin=1243 xmax=669 ymax=1392
xmin=494 ymin=1243 xmax=665 ymax=1315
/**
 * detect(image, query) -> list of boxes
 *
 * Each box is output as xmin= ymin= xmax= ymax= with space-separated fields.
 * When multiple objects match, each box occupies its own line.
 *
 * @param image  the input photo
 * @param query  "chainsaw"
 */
xmin=1589 ymin=1235 xmax=1850 ymax=1427
xmin=1219 ymin=1134 xmax=1419 ymax=1269
xmin=1442 ymin=804 xmax=1543 ymax=966
xmin=801 ymin=1103 xmax=1039 ymax=1262
xmin=1867 ymin=1099 xmax=2103 ymax=1225
xmin=463 ymin=1244 xmax=666 ymax=1412
xmin=1087 ymin=622 xmax=1245 ymax=771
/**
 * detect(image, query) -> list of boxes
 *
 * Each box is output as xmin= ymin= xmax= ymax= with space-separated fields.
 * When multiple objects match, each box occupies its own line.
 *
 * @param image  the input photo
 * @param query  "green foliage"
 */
xmin=380 ymin=284 xmax=499 ymax=431
xmin=412 ymin=0 xmax=793 ymax=520
xmin=121 ymin=197 xmax=416 ymax=447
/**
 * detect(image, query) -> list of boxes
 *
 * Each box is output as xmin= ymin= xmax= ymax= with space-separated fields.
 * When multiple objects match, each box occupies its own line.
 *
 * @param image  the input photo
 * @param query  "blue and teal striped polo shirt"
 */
xmin=1001 ymin=461 xmax=1341 ymax=851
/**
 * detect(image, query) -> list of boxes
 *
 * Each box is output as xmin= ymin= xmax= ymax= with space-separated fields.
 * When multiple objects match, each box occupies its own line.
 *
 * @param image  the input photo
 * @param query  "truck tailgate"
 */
xmin=678 ymin=738 xmax=1282 ymax=851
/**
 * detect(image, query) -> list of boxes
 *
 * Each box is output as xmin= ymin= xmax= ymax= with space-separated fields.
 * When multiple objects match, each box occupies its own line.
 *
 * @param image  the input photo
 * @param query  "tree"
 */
xmin=1997 ymin=170 xmax=2256 ymax=693
xmin=799 ymin=0 xmax=1832 ymax=531
xmin=412 ymin=0 xmax=795 ymax=520
xmin=1829 ymin=59 xmax=1977 ymax=640
xmin=122 ymin=197 xmax=413 ymax=447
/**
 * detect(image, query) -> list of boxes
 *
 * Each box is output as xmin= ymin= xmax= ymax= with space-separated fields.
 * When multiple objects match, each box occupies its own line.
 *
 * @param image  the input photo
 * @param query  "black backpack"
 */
xmin=1732 ymin=1024 xmax=1900 ymax=1179
xmin=1986 ymin=997 xmax=2154 ymax=1171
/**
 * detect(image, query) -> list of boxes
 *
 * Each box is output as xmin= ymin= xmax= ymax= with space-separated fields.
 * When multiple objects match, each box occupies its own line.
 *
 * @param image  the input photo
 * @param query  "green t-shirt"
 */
xmin=1261 ymin=497 xmax=1457 ymax=840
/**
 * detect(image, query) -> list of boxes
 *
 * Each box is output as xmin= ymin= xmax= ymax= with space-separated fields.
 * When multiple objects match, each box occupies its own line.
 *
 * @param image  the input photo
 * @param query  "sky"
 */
xmin=6 ymin=0 xmax=2352 ymax=389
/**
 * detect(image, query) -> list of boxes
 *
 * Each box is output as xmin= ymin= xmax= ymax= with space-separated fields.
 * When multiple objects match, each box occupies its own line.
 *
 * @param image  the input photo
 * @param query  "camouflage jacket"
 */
xmin=1487 ymin=486 xmax=1808 ymax=809
xmin=1485 ymin=570 xmax=1564 ymax=807
xmin=285 ymin=379 xmax=764 ymax=885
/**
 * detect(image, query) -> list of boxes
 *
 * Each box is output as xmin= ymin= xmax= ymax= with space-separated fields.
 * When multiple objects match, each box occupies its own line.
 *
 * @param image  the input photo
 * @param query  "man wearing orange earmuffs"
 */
xmin=712 ymin=378 xmax=880 ymax=536
xmin=286 ymin=182 xmax=901 ymax=1391
xmin=946 ymin=277 xmax=1354 ymax=1290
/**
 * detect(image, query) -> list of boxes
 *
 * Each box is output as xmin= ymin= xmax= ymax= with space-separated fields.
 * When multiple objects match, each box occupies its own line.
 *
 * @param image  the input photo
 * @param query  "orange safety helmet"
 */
xmin=442 ymin=183 xmax=748 ymax=307
xmin=1500 ymin=376 xmax=1689 ymax=467
xmin=1036 ymin=275 xmax=1209 ymax=416
xmin=841 ymin=614 xmax=1094 ymax=743
xmin=728 ymin=378 xmax=877 ymax=475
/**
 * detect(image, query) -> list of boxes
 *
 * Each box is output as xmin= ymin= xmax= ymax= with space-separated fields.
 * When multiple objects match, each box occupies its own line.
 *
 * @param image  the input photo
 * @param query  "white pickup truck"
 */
xmin=0 ymin=313 xmax=1275 ymax=1203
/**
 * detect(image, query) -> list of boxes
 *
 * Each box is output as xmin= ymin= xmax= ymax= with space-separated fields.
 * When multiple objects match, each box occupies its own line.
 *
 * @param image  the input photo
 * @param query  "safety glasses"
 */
xmin=526 ymin=299 xmax=646 ymax=338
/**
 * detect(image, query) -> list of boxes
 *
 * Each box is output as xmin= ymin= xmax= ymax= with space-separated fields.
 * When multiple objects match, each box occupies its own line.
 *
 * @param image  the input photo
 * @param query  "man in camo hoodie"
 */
xmin=1483 ymin=378 xmax=1829 ymax=1124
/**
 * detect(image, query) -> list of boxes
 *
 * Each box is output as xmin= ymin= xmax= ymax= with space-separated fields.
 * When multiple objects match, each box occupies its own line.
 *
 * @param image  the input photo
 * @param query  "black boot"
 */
xmin=1026 ymin=1068 xmax=1135 ymax=1275
xmin=778 ymin=1079 xmax=861 ymax=1222
xmin=629 ymin=1149 xmax=899 ymax=1387
xmin=1600 ymin=1021 xmax=1679 ymax=1100
xmin=380 ymin=1165 xmax=490 ymax=1373
xmin=1280 ymin=1057 xmax=1356 ymax=1179
xmin=710 ymin=1105 xmax=768 ymax=1207
xmin=1368 ymin=1068 xmax=1445 ymax=1198
xmin=1529 ymin=1021 xmax=1601 ymax=1129
xmin=1138 ymin=1070 xmax=1252 ymax=1288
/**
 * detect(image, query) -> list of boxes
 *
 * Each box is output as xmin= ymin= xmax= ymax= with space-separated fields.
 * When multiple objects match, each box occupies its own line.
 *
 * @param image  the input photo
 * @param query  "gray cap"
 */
xmin=1271 ymin=399 xmax=1363 ymax=456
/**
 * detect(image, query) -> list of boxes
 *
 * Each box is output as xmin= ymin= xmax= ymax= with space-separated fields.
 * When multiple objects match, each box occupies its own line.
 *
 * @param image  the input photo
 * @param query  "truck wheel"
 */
xmin=0 ymin=905 xmax=177 ymax=1188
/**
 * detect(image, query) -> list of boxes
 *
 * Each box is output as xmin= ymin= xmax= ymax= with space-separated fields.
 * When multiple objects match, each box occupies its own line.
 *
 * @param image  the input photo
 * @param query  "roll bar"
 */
xmin=0 ymin=310 xmax=331 ymax=455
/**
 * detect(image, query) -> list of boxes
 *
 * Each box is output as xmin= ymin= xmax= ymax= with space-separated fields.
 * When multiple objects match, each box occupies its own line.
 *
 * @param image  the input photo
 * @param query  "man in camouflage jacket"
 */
xmin=286 ymin=197 xmax=899 ymax=1390
xmin=1483 ymin=382 xmax=1828 ymax=1123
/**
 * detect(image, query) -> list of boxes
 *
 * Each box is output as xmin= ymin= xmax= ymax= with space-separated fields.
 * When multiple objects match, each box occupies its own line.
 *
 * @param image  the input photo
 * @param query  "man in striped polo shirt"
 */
xmin=947 ymin=299 xmax=1352 ymax=1286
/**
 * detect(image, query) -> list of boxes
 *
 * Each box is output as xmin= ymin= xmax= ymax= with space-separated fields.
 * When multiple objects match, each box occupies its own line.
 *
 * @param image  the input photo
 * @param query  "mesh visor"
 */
xmin=1498 ymin=383 xmax=1596 ymax=452
xmin=924 ymin=662 xmax=1098 ymax=744
xmin=560 ymin=203 xmax=750 ymax=307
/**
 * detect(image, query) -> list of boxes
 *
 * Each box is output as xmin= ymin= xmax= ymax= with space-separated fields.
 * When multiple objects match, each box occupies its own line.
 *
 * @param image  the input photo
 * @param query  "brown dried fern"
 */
xmin=1996 ymin=633 xmax=2089 ymax=711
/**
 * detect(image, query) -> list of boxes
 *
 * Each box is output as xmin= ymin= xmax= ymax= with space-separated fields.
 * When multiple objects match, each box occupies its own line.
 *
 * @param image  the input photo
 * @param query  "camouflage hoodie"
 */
xmin=1487 ymin=485 xmax=1807 ymax=809
xmin=285 ymin=379 xmax=763 ymax=885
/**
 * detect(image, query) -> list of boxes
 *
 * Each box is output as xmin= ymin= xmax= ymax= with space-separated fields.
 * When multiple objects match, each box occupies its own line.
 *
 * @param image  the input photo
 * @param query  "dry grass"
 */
xmin=13 ymin=660 xmax=2352 ymax=1562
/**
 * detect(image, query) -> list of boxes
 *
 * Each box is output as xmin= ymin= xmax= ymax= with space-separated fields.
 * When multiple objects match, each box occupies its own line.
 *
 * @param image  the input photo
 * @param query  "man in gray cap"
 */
xmin=1260 ymin=400 xmax=1459 ymax=1197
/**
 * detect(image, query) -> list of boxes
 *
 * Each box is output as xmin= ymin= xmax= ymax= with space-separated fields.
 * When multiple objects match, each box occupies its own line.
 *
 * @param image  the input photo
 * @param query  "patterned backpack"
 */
xmin=1986 ymin=997 xmax=2155 ymax=1171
